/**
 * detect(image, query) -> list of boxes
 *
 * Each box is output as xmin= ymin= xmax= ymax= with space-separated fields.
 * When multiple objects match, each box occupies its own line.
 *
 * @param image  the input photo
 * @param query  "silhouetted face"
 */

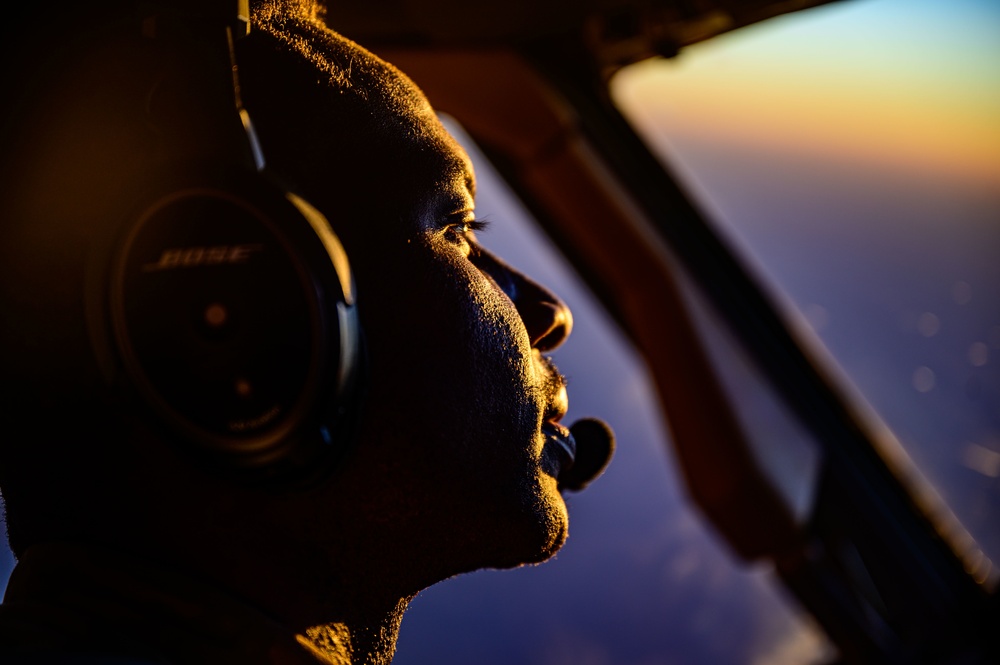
xmin=238 ymin=21 xmax=578 ymax=583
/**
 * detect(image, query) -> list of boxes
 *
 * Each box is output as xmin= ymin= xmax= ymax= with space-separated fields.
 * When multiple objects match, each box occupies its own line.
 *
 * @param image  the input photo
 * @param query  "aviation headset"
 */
xmin=91 ymin=1 xmax=363 ymax=483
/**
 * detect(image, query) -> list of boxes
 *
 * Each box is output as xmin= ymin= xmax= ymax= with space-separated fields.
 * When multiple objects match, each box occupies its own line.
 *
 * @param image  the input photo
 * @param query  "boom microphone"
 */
xmin=560 ymin=418 xmax=615 ymax=492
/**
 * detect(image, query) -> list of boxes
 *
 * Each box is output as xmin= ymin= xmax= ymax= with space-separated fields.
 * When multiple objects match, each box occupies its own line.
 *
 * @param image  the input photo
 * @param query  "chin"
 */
xmin=486 ymin=475 xmax=570 ymax=570
xmin=401 ymin=474 xmax=570 ymax=593
xmin=518 ymin=522 xmax=569 ymax=567
xmin=529 ymin=479 xmax=571 ymax=564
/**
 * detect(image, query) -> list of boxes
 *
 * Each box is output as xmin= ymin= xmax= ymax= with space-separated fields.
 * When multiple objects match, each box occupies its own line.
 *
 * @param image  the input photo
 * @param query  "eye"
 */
xmin=443 ymin=218 xmax=490 ymax=251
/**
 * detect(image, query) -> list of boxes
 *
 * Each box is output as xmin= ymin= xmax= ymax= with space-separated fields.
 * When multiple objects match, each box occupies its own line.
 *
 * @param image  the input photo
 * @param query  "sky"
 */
xmin=613 ymin=0 xmax=1000 ymax=187
xmin=611 ymin=0 xmax=1000 ymax=589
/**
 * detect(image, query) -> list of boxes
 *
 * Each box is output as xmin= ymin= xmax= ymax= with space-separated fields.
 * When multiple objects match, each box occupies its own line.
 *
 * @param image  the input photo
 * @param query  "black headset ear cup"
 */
xmin=108 ymin=169 xmax=362 ymax=479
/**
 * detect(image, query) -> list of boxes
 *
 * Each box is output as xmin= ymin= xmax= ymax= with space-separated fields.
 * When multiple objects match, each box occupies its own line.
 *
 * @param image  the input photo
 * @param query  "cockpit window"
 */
xmin=611 ymin=0 xmax=1000 ymax=566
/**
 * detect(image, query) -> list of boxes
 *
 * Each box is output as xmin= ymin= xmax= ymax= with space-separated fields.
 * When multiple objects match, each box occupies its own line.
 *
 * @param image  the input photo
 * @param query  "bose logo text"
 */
xmin=142 ymin=244 xmax=265 ymax=272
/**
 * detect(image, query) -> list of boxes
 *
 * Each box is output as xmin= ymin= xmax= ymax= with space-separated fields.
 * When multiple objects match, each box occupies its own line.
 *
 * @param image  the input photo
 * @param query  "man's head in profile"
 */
xmin=0 ymin=1 xmax=613 ymax=663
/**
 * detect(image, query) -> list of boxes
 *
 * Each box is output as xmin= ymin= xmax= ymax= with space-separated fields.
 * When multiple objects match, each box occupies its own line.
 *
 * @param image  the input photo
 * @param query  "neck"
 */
xmin=175 ymin=523 xmax=416 ymax=664
xmin=1 ymin=542 xmax=413 ymax=665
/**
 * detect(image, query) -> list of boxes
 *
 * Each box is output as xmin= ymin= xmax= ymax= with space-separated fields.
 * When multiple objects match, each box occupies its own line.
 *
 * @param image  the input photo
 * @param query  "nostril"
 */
xmin=529 ymin=301 xmax=573 ymax=351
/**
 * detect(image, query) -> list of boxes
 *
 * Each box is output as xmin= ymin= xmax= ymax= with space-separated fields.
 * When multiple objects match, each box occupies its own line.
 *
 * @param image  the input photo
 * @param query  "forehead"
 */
xmin=243 ymin=14 xmax=476 ymax=211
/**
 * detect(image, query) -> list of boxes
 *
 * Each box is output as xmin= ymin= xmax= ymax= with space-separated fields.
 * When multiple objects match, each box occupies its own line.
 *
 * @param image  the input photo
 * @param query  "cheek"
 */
xmin=442 ymin=257 xmax=544 ymax=447
xmin=358 ymin=244 xmax=543 ymax=457
xmin=464 ymin=266 xmax=537 ymax=403
xmin=343 ymin=244 xmax=567 ymax=568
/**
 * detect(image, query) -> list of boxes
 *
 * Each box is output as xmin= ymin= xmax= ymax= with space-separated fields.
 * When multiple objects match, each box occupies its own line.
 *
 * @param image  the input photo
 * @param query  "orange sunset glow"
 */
xmin=613 ymin=0 xmax=1000 ymax=186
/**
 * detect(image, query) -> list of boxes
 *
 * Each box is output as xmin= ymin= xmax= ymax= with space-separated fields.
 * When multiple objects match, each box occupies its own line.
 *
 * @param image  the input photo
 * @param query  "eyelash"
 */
xmin=444 ymin=218 xmax=490 ymax=245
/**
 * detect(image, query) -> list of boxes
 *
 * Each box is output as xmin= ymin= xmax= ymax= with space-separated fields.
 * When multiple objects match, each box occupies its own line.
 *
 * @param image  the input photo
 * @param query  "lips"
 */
xmin=542 ymin=420 xmax=576 ymax=471
xmin=539 ymin=373 xmax=615 ymax=492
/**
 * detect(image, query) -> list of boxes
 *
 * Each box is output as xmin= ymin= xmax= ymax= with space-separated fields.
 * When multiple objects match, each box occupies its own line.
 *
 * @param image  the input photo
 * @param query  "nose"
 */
xmin=474 ymin=250 xmax=573 ymax=351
